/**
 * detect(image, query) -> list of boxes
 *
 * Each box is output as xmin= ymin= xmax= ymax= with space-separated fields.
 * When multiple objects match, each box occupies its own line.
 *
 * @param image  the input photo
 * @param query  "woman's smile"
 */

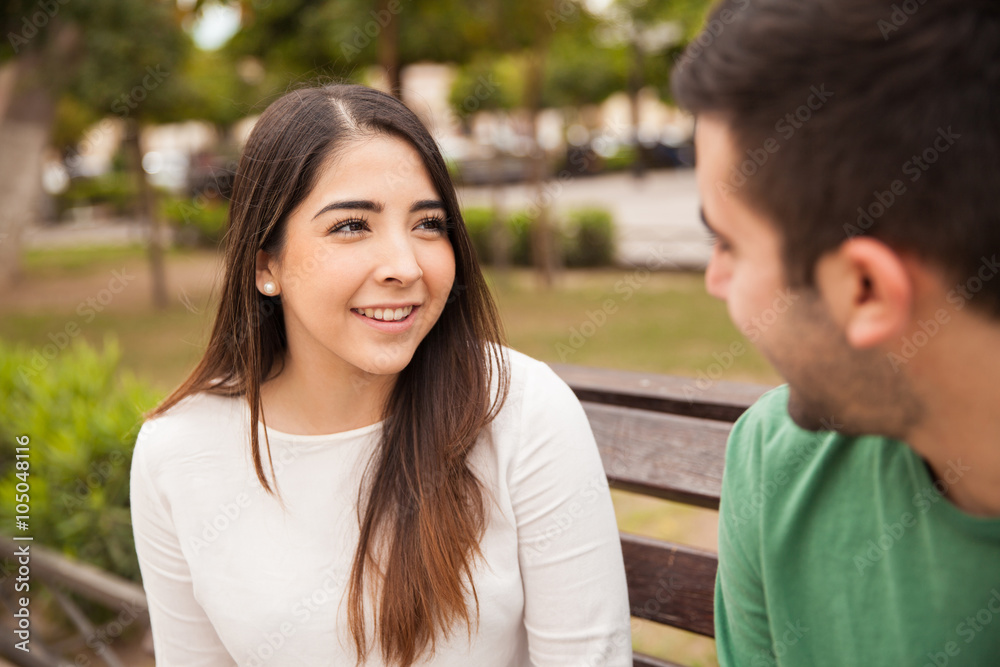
xmin=350 ymin=304 xmax=421 ymax=333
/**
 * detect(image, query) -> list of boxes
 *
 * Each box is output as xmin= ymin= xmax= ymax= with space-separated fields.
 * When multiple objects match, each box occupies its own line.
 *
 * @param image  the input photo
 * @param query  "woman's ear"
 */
xmin=256 ymin=249 xmax=279 ymax=296
xmin=814 ymin=238 xmax=913 ymax=349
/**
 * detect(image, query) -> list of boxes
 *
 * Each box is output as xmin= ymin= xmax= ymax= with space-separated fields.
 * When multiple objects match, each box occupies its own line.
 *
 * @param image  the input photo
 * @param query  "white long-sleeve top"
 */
xmin=130 ymin=348 xmax=632 ymax=667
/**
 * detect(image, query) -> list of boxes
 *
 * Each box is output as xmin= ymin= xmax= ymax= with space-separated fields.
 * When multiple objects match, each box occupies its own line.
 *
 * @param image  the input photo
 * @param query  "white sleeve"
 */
xmin=129 ymin=422 xmax=237 ymax=666
xmin=509 ymin=362 xmax=633 ymax=666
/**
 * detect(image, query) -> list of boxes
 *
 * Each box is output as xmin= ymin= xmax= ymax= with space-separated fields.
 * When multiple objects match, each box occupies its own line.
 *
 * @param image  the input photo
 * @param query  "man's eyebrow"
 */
xmin=699 ymin=207 xmax=715 ymax=233
xmin=312 ymin=199 xmax=445 ymax=220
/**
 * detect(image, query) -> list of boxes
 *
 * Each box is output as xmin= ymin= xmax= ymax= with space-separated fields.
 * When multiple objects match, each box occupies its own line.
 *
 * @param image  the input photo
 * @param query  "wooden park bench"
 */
xmin=0 ymin=364 xmax=768 ymax=667
xmin=552 ymin=364 xmax=768 ymax=667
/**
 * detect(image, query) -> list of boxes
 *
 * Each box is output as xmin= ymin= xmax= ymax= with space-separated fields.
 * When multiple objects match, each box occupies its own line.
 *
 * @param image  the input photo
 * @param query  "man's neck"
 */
xmin=905 ymin=325 xmax=1000 ymax=517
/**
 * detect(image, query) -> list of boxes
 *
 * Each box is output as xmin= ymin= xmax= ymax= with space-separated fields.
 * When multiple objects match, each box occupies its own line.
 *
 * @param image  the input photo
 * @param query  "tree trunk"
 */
xmin=524 ymin=45 xmax=556 ymax=288
xmin=123 ymin=118 xmax=169 ymax=309
xmin=629 ymin=38 xmax=646 ymax=179
xmin=488 ymin=149 xmax=510 ymax=273
xmin=0 ymin=54 xmax=56 ymax=289
xmin=377 ymin=0 xmax=401 ymax=97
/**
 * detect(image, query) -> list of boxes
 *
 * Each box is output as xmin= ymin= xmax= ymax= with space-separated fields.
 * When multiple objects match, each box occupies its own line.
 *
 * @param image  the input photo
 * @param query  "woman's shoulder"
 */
xmin=492 ymin=345 xmax=584 ymax=424
xmin=135 ymin=390 xmax=246 ymax=460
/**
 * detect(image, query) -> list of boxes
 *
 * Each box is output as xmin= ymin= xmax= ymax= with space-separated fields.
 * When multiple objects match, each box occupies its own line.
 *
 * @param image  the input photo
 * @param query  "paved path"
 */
xmin=24 ymin=169 xmax=709 ymax=270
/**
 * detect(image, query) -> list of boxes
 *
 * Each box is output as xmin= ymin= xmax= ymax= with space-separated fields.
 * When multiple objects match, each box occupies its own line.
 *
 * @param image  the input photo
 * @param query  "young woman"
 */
xmin=130 ymin=83 xmax=631 ymax=667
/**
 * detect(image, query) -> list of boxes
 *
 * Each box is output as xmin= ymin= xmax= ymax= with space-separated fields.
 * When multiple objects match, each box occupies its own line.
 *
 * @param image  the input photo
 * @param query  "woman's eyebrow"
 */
xmin=313 ymin=199 xmax=381 ymax=219
xmin=410 ymin=199 xmax=445 ymax=213
xmin=312 ymin=199 xmax=444 ymax=219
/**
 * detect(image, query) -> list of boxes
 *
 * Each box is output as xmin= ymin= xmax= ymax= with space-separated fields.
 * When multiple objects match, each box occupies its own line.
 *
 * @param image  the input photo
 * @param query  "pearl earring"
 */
xmin=263 ymin=281 xmax=277 ymax=295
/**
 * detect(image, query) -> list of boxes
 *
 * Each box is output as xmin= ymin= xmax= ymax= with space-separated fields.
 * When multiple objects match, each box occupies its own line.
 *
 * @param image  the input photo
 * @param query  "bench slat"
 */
xmin=552 ymin=363 xmax=769 ymax=422
xmin=622 ymin=533 xmax=717 ymax=638
xmin=633 ymin=653 xmax=689 ymax=667
xmin=585 ymin=402 xmax=729 ymax=509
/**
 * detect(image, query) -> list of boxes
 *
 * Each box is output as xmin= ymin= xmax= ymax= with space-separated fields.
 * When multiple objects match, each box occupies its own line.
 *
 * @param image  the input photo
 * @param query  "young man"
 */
xmin=671 ymin=1 xmax=1000 ymax=665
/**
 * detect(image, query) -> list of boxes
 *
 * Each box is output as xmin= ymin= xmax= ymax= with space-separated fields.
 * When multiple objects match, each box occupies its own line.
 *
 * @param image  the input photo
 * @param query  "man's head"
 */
xmin=672 ymin=0 xmax=1000 ymax=434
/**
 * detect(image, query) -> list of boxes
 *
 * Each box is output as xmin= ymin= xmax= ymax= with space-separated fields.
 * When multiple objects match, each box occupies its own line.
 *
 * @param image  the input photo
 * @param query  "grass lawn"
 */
xmin=1 ymin=245 xmax=782 ymax=666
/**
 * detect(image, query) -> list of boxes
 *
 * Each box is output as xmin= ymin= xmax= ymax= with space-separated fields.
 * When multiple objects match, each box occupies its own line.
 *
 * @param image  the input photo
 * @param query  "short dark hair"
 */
xmin=672 ymin=0 xmax=1000 ymax=316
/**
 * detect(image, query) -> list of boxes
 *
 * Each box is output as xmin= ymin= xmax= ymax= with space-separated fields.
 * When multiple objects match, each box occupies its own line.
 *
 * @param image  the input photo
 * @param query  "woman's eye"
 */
xmin=416 ymin=216 xmax=447 ymax=233
xmin=329 ymin=218 xmax=369 ymax=235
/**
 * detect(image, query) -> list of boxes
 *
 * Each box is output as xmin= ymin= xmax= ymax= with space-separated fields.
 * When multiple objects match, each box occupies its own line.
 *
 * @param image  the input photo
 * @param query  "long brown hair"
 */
xmin=146 ymin=83 xmax=509 ymax=665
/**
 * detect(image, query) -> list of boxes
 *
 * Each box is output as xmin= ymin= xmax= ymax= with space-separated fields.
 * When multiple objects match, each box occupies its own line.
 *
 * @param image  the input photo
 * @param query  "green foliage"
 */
xmin=0 ymin=336 xmax=162 ymax=582
xmin=542 ymin=20 xmax=629 ymax=108
xmin=161 ymin=196 xmax=230 ymax=249
xmin=563 ymin=207 xmax=616 ymax=267
xmin=57 ymin=0 xmax=189 ymax=120
xmin=604 ymin=145 xmax=637 ymax=172
xmin=461 ymin=204 xmax=615 ymax=267
xmin=54 ymin=173 xmax=137 ymax=217
xmin=449 ymin=54 xmax=524 ymax=116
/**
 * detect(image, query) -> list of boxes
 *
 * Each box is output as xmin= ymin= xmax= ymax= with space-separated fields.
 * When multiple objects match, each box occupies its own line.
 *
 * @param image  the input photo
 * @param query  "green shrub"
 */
xmin=603 ymin=145 xmax=637 ymax=172
xmin=161 ymin=196 xmax=230 ymax=248
xmin=460 ymin=206 xmax=534 ymax=266
xmin=459 ymin=205 xmax=616 ymax=267
xmin=0 ymin=336 xmax=162 ymax=582
xmin=55 ymin=173 xmax=137 ymax=217
xmin=563 ymin=207 xmax=616 ymax=267
xmin=461 ymin=206 xmax=494 ymax=264
xmin=505 ymin=210 xmax=536 ymax=266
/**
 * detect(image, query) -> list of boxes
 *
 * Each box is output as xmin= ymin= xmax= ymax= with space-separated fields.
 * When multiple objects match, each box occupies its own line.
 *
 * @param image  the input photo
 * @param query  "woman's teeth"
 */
xmin=354 ymin=305 xmax=414 ymax=321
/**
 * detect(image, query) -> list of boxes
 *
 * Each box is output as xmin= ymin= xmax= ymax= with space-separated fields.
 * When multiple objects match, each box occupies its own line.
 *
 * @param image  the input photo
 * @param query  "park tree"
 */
xmin=449 ymin=0 xmax=630 ymax=284
xmin=0 ymin=0 xmax=191 ymax=308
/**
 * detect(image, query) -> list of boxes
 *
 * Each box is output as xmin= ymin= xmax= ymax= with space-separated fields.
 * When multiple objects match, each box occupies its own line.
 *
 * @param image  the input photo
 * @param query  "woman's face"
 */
xmin=257 ymin=134 xmax=456 ymax=381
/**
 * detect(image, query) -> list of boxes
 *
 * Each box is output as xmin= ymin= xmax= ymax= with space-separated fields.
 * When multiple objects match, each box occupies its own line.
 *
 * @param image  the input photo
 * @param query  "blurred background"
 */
xmin=0 ymin=0 xmax=780 ymax=665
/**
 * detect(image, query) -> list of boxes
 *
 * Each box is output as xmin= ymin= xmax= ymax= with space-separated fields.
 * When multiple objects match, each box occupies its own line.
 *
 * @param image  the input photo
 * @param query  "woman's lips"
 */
xmin=350 ymin=305 xmax=420 ymax=333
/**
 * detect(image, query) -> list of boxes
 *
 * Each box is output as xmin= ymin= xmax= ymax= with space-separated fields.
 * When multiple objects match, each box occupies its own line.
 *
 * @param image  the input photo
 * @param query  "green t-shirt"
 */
xmin=716 ymin=385 xmax=1000 ymax=667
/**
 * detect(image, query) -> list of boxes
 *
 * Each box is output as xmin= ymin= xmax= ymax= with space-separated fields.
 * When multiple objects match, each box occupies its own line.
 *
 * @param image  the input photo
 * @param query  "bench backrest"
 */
xmin=552 ymin=363 xmax=769 ymax=667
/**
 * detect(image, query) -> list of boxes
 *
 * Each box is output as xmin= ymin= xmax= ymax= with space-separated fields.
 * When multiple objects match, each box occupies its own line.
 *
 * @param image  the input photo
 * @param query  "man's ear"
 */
xmin=814 ymin=238 xmax=912 ymax=349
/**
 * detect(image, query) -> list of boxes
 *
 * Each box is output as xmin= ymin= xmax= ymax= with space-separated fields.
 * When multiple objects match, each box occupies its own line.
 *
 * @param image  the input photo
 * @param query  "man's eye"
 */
xmin=709 ymin=232 xmax=732 ymax=253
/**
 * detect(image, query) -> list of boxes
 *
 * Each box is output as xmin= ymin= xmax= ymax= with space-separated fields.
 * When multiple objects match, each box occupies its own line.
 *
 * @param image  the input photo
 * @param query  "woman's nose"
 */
xmin=374 ymin=234 xmax=423 ymax=285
